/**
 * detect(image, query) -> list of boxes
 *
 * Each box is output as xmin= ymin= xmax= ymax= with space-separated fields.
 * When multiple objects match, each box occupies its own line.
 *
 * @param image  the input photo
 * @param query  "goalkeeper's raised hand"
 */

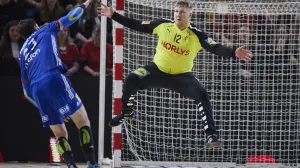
xmin=97 ymin=1 xmax=114 ymax=18
xmin=235 ymin=46 xmax=253 ymax=61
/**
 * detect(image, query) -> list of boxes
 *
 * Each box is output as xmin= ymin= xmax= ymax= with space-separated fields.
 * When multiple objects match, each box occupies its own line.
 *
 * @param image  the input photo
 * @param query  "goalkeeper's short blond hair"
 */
xmin=174 ymin=0 xmax=193 ymax=10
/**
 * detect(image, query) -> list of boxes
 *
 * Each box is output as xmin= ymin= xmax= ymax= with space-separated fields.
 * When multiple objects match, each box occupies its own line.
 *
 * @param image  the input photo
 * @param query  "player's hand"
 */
xmin=97 ymin=1 xmax=114 ymax=18
xmin=106 ymin=70 xmax=113 ymax=77
xmin=65 ymin=70 xmax=73 ymax=76
xmin=83 ymin=0 xmax=93 ymax=8
xmin=235 ymin=46 xmax=253 ymax=61
xmin=92 ymin=71 xmax=100 ymax=77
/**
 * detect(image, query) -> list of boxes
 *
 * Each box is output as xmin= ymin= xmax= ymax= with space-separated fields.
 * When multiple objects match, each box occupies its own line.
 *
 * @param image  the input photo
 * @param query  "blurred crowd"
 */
xmin=201 ymin=12 xmax=300 ymax=118
xmin=0 ymin=0 xmax=113 ymax=76
xmin=1 ymin=0 xmax=299 ymax=79
xmin=204 ymin=13 xmax=300 ymax=80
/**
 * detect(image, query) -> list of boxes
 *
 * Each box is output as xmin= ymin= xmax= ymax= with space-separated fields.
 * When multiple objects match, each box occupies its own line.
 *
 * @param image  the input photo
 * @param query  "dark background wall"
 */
xmin=0 ymin=76 xmax=112 ymax=163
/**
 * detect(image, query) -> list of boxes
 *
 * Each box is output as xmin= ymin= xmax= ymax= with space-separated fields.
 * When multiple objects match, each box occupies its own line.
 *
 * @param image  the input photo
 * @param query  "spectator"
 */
xmin=0 ymin=0 xmax=25 ymax=36
xmin=0 ymin=20 xmax=23 ymax=76
xmin=32 ymin=0 xmax=65 ymax=26
xmin=256 ymin=24 xmax=298 ymax=92
xmin=24 ymin=0 xmax=41 ymax=8
xmin=69 ymin=0 xmax=113 ymax=47
xmin=57 ymin=28 xmax=80 ymax=76
xmin=59 ymin=0 xmax=76 ymax=12
xmin=258 ymin=14 xmax=278 ymax=46
xmin=295 ymin=15 xmax=300 ymax=59
xmin=269 ymin=25 xmax=299 ymax=117
xmin=80 ymin=26 xmax=113 ymax=77
xmin=272 ymin=25 xmax=298 ymax=67
xmin=69 ymin=0 xmax=98 ymax=48
xmin=237 ymin=25 xmax=251 ymax=44
xmin=235 ymin=25 xmax=266 ymax=80
xmin=235 ymin=25 xmax=253 ymax=80
xmin=24 ymin=0 xmax=42 ymax=18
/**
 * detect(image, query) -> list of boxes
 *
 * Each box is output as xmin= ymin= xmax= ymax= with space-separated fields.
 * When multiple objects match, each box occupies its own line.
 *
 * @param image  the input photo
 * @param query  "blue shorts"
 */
xmin=31 ymin=72 xmax=83 ymax=127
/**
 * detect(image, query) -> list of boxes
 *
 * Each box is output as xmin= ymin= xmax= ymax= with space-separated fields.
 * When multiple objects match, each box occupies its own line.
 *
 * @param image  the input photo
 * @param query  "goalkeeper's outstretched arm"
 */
xmin=97 ymin=2 xmax=158 ymax=33
xmin=192 ymin=26 xmax=253 ymax=61
xmin=111 ymin=12 xmax=157 ymax=33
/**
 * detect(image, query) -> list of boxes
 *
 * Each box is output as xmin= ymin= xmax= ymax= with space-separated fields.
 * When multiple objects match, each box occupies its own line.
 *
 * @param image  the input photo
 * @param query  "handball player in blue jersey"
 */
xmin=18 ymin=0 xmax=100 ymax=167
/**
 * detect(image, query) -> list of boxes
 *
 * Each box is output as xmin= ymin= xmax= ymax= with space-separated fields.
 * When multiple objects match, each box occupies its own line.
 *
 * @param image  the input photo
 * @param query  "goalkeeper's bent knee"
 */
xmin=123 ymin=73 xmax=143 ymax=93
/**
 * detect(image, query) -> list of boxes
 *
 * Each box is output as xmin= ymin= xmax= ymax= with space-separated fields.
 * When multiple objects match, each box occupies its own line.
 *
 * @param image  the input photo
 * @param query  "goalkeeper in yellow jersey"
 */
xmin=97 ymin=0 xmax=253 ymax=148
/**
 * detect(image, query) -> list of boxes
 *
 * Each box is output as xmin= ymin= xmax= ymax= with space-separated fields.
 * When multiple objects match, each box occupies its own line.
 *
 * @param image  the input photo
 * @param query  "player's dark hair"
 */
xmin=175 ymin=0 xmax=193 ymax=10
xmin=18 ymin=18 xmax=37 ymax=39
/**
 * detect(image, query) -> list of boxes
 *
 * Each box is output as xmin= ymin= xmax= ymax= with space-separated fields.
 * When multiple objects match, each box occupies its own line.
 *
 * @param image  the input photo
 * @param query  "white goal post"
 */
xmin=112 ymin=0 xmax=300 ymax=167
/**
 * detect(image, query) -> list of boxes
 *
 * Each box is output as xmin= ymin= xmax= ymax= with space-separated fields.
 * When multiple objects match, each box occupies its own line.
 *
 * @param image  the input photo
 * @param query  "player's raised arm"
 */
xmin=194 ymin=29 xmax=253 ymax=61
xmin=58 ymin=0 xmax=93 ymax=30
xmin=97 ymin=2 xmax=159 ymax=33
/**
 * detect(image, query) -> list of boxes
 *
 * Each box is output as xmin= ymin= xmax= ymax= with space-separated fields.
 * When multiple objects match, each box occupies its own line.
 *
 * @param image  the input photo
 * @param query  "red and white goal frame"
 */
xmin=112 ymin=0 xmax=124 ymax=167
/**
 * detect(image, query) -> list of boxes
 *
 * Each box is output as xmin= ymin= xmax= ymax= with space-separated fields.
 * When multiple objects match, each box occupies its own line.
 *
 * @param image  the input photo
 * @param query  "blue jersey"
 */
xmin=19 ymin=21 xmax=67 ymax=85
xmin=20 ymin=5 xmax=84 ymax=107
xmin=18 ymin=5 xmax=85 ymax=126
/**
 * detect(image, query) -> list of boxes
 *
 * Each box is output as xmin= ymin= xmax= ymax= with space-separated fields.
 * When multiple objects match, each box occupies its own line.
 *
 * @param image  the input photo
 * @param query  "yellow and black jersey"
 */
xmin=112 ymin=12 xmax=236 ymax=74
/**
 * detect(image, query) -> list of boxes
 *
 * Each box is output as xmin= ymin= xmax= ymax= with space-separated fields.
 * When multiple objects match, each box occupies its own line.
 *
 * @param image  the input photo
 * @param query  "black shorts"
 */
xmin=129 ymin=62 xmax=209 ymax=103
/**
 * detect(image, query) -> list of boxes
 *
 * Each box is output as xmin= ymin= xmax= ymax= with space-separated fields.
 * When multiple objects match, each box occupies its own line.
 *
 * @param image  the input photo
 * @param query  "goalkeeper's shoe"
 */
xmin=205 ymin=134 xmax=221 ymax=148
xmin=109 ymin=109 xmax=136 ymax=127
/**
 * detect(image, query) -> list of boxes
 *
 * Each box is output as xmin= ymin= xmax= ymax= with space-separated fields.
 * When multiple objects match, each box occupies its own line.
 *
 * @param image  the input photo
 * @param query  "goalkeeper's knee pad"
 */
xmin=79 ymin=126 xmax=96 ymax=165
xmin=56 ymin=137 xmax=75 ymax=165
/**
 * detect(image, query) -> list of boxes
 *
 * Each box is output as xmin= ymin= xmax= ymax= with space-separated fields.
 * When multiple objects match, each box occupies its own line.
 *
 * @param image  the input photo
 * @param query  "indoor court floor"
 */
xmin=0 ymin=163 xmax=300 ymax=168
xmin=0 ymin=163 xmax=112 ymax=168
xmin=0 ymin=163 xmax=298 ymax=168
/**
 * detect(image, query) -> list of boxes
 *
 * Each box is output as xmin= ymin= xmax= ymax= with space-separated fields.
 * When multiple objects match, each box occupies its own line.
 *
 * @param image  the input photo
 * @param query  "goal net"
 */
xmin=112 ymin=0 xmax=300 ymax=167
